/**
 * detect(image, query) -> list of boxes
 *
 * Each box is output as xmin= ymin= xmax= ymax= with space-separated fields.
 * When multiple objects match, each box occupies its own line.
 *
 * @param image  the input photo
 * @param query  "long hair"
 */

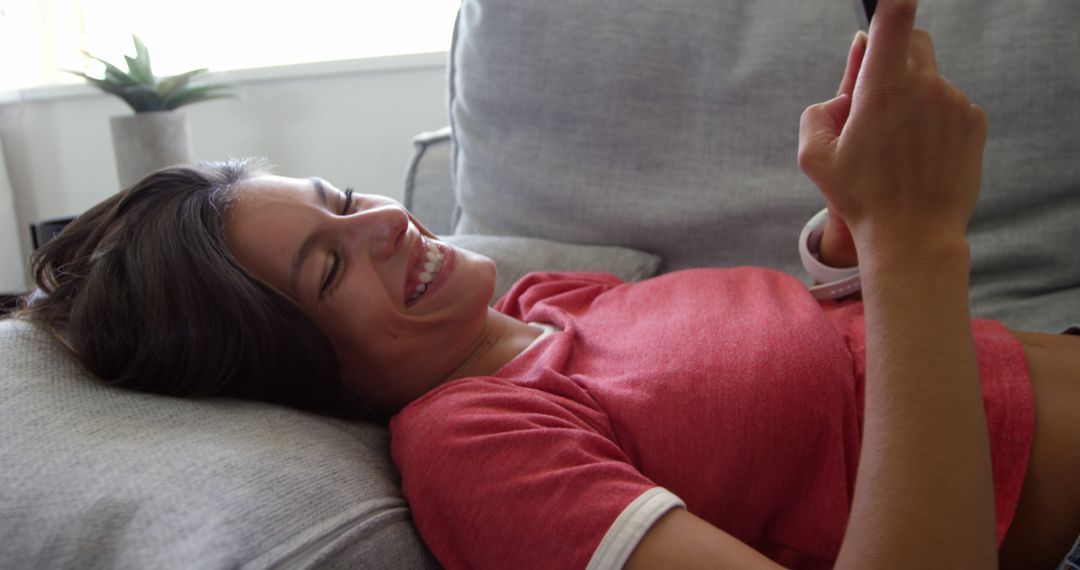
xmin=16 ymin=159 xmax=368 ymax=420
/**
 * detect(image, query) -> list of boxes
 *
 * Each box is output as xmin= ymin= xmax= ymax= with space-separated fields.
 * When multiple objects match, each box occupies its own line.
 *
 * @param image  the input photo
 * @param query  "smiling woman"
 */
xmin=222 ymin=173 xmax=538 ymax=414
xmin=14 ymin=159 xmax=539 ymax=421
xmin=14 ymin=159 xmax=368 ymax=419
xmin=7 ymin=0 xmax=1080 ymax=567
xmin=9 ymin=144 xmax=1080 ymax=569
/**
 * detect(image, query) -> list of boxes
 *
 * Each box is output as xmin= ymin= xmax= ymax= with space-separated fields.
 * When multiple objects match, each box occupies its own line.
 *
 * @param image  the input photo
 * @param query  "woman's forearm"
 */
xmin=797 ymin=0 xmax=994 ymax=563
xmin=835 ymin=237 xmax=998 ymax=569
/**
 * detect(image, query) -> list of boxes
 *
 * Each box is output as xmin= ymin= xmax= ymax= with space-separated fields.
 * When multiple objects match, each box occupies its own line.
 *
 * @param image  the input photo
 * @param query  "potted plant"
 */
xmin=67 ymin=36 xmax=235 ymax=188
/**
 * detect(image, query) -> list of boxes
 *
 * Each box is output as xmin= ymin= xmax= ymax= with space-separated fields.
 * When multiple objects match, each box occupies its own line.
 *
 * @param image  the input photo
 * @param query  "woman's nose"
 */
xmin=339 ymin=203 xmax=409 ymax=260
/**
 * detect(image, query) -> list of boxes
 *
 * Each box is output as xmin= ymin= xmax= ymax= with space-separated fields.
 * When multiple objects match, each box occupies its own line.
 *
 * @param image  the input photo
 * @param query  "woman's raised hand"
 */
xmin=801 ymin=8 xmax=998 ymax=570
xmin=815 ymin=31 xmax=867 ymax=269
xmin=798 ymin=0 xmax=988 ymax=260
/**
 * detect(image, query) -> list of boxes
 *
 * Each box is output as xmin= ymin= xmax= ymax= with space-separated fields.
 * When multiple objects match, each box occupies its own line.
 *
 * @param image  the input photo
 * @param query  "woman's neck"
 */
xmin=446 ymin=308 xmax=542 ymax=381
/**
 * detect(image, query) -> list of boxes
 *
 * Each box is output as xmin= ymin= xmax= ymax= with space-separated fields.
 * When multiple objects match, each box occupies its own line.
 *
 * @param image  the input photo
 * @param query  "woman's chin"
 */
xmin=456 ymin=247 xmax=497 ymax=305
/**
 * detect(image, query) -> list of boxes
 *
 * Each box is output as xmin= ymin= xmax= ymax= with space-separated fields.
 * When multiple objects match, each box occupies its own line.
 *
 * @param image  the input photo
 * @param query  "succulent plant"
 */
xmin=66 ymin=35 xmax=234 ymax=113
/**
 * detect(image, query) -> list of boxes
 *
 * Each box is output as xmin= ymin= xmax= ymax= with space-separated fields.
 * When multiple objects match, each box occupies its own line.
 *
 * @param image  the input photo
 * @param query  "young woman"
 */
xmin=16 ymin=0 xmax=1080 ymax=568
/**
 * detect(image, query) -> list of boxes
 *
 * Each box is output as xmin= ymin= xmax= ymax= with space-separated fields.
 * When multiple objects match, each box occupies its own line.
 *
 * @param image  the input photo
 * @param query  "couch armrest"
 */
xmin=404 ymin=126 xmax=457 ymax=235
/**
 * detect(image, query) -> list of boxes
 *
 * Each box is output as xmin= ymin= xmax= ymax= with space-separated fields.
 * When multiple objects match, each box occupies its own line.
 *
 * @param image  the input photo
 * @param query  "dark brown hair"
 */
xmin=17 ymin=159 xmax=367 ymax=420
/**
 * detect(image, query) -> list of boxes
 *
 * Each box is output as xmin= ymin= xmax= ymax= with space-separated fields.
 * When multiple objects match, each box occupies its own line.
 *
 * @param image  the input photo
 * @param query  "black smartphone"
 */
xmin=852 ymin=0 xmax=877 ymax=30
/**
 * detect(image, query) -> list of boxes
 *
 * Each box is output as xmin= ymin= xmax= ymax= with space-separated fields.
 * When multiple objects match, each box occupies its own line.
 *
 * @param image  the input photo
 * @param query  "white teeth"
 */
xmin=410 ymin=240 xmax=445 ymax=303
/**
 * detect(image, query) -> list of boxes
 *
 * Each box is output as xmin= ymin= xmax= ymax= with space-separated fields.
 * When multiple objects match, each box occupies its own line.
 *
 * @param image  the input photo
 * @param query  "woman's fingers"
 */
xmin=798 ymin=93 xmax=852 ymax=185
xmin=800 ymin=0 xmax=987 ymax=247
xmin=908 ymin=29 xmax=938 ymax=73
xmin=837 ymin=31 xmax=869 ymax=99
xmin=859 ymin=0 xmax=918 ymax=93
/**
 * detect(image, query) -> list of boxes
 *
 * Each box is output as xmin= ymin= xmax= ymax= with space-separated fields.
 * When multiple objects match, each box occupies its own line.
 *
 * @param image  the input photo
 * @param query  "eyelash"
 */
xmin=341 ymin=187 xmax=355 ymax=214
xmin=319 ymin=187 xmax=355 ymax=296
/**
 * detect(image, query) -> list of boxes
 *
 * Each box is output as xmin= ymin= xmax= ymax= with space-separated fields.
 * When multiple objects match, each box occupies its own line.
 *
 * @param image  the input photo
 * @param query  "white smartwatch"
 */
xmin=799 ymin=208 xmax=861 ymax=300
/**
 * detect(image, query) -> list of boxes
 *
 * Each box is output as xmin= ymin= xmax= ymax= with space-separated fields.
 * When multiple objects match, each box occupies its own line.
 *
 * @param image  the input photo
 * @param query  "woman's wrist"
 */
xmin=857 ymin=237 xmax=973 ymax=312
xmin=856 ymin=230 xmax=971 ymax=277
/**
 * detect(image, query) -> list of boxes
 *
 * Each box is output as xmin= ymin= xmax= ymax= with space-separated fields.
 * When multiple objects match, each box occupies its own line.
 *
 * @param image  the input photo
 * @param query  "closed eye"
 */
xmin=319 ymin=187 xmax=355 ymax=297
xmin=320 ymin=250 xmax=341 ymax=297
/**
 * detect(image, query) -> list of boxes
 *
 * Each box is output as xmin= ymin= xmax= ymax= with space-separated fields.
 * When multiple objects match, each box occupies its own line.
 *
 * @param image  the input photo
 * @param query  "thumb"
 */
xmin=798 ymin=93 xmax=852 ymax=176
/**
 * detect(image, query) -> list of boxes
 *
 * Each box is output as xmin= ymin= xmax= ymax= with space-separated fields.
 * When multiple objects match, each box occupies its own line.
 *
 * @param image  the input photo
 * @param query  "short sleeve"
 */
xmin=390 ymin=377 xmax=672 ymax=570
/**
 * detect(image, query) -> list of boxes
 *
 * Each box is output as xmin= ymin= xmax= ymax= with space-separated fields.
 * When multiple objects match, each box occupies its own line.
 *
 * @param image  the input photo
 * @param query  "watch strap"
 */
xmin=799 ymin=208 xmax=862 ymax=300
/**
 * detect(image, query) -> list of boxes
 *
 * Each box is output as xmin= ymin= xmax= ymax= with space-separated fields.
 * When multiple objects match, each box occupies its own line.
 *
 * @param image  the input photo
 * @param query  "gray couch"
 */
xmin=2 ymin=0 xmax=1077 ymax=567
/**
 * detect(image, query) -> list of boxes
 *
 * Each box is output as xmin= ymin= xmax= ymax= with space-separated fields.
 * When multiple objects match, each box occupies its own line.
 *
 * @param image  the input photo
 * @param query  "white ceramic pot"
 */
xmin=109 ymin=111 xmax=195 ymax=189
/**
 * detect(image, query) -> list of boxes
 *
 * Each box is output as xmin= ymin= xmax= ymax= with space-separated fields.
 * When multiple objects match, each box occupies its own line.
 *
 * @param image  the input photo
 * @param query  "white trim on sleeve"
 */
xmin=586 ymin=487 xmax=686 ymax=570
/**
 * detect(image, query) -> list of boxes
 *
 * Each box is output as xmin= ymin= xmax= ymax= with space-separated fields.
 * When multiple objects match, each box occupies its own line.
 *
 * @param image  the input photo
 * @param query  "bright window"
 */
xmin=0 ymin=0 xmax=460 ymax=91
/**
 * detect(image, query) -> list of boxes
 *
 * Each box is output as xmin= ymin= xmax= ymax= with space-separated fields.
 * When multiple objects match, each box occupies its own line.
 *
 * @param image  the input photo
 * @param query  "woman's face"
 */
xmin=225 ymin=175 xmax=496 ymax=412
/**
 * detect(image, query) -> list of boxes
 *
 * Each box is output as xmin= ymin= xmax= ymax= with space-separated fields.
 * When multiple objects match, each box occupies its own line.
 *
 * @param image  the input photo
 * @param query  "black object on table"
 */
xmin=4 ymin=215 xmax=78 ymax=315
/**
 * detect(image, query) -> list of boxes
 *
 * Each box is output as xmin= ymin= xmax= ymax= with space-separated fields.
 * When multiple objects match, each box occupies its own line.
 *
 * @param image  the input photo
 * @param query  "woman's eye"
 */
xmin=321 ymin=251 xmax=341 ymax=296
xmin=319 ymin=187 xmax=354 ymax=298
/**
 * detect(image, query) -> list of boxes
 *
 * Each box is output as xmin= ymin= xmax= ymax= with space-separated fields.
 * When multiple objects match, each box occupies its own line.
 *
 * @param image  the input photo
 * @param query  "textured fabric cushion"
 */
xmin=450 ymin=0 xmax=1080 ymax=332
xmin=440 ymin=234 xmax=662 ymax=303
xmin=0 ymin=319 xmax=439 ymax=569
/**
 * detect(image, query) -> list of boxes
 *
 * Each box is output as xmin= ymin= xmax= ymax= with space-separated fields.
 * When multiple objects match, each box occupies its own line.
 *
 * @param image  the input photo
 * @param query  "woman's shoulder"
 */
xmin=391 ymin=373 xmax=591 ymax=432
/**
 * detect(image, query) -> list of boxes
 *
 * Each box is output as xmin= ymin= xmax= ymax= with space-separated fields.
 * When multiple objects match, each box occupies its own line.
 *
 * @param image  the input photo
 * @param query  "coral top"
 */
xmin=390 ymin=268 xmax=1034 ymax=569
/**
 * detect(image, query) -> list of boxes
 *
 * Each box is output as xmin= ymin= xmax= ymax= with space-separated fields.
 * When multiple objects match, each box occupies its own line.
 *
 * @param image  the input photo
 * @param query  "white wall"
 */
xmin=0 ymin=53 xmax=450 ymax=292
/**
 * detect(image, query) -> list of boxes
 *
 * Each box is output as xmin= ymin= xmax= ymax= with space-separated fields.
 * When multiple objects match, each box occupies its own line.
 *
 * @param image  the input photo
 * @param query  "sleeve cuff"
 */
xmin=586 ymin=487 xmax=686 ymax=570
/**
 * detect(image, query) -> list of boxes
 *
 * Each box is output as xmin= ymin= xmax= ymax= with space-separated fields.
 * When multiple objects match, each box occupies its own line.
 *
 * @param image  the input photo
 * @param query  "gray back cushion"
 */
xmin=0 ymin=319 xmax=439 ymax=569
xmin=450 ymin=0 xmax=1080 ymax=331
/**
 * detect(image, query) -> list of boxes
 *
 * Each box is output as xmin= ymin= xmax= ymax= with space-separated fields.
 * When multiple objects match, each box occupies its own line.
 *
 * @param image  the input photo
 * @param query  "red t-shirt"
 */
xmin=390 ymin=268 xmax=1034 ymax=569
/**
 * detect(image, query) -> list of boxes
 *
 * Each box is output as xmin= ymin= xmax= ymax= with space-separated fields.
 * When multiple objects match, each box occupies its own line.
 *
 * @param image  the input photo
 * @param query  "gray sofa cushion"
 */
xmin=0 ymin=318 xmax=439 ymax=569
xmin=441 ymin=234 xmax=662 ymax=303
xmin=449 ymin=0 xmax=1080 ymax=332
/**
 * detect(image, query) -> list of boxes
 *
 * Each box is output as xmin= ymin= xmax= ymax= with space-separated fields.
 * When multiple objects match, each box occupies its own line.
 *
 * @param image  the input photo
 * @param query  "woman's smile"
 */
xmin=406 ymin=238 xmax=454 ymax=307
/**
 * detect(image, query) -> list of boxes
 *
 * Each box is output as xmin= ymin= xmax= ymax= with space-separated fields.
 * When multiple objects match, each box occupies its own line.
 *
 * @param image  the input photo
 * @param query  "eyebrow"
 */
xmin=289 ymin=177 xmax=332 ymax=298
